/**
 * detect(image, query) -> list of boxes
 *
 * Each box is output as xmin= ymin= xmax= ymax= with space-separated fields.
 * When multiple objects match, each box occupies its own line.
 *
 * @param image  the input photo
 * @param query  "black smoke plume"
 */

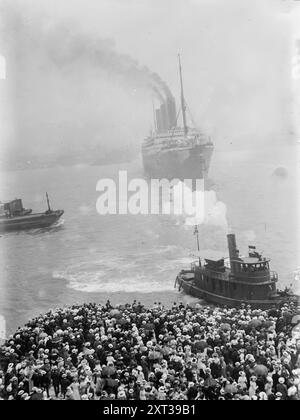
xmin=40 ymin=24 xmax=173 ymax=103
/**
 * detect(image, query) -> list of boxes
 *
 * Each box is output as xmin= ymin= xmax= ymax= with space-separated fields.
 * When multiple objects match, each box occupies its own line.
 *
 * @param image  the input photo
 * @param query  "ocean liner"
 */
xmin=142 ymin=56 xmax=214 ymax=181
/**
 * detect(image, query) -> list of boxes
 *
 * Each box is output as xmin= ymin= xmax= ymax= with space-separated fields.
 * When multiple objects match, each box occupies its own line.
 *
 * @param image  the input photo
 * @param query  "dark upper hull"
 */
xmin=175 ymin=274 xmax=299 ymax=309
xmin=142 ymin=144 xmax=213 ymax=181
xmin=0 ymin=210 xmax=64 ymax=232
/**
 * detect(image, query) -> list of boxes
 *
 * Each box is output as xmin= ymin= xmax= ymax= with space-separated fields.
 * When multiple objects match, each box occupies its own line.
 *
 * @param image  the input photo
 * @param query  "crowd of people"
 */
xmin=0 ymin=300 xmax=300 ymax=400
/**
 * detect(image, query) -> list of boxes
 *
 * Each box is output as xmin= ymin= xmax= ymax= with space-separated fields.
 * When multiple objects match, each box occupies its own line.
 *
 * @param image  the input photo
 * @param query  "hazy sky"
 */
xmin=0 ymin=0 xmax=299 ymax=159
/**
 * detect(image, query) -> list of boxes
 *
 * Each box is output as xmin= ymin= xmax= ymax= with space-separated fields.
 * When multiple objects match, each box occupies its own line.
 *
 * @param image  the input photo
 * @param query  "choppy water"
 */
xmin=0 ymin=144 xmax=299 ymax=335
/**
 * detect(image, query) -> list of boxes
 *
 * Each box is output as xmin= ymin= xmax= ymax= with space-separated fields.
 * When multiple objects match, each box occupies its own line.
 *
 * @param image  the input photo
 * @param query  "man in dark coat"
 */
xmin=60 ymin=374 xmax=71 ymax=398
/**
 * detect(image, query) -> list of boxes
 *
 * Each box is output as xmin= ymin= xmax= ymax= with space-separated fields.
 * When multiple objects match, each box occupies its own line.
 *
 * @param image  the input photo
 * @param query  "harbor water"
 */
xmin=0 ymin=144 xmax=299 ymax=335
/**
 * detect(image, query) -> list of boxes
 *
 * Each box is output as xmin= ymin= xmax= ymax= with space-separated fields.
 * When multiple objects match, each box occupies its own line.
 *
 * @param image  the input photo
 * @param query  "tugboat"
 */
xmin=0 ymin=193 xmax=64 ymax=232
xmin=175 ymin=229 xmax=298 ymax=309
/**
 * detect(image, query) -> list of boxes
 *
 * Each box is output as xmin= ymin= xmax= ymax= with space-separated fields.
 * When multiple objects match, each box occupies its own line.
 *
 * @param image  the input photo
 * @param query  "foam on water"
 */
xmin=134 ymin=245 xmax=185 ymax=258
xmin=53 ymin=269 xmax=176 ymax=293
xmin=25 ymin=218 xmax=65 ymax=236
xmin=180 ymin=295 xmax=207 ymax=307
xmin=53 ymin=246 xmax=188 ymax=293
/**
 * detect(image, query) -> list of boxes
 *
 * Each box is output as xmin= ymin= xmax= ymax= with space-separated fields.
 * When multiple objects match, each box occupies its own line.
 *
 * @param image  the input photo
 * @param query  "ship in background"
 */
xmin=142 ymin=56 xmax=214 ymax=182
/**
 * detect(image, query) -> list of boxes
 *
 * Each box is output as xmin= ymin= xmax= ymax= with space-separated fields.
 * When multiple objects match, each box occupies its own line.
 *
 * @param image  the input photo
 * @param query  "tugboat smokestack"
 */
xmin=227 ymin=234 xmax=237 ymax=259
xmin=227 ymin=234 xmax=239 ymax=274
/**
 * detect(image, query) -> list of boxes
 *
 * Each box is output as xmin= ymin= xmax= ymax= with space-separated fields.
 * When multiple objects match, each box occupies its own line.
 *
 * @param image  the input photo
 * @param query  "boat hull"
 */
xmin=142 ymin=144 xmax=213 ymax=181
xmin=175 ymin=276 xmax=298 ymax=309
xmin=0 ymin=210 xmax=64 ymax=232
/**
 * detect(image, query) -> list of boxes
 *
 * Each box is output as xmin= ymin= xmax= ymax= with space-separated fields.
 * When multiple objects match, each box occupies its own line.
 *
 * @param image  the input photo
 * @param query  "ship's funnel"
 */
xmin=167 ymin=96 xmax=177 ymax=129
xmin=160 ymin=103 xmax=168 ymax=131
xmin=155 ymin=109 xmax=163 ymax=132
xmin=227 ymin=234 xmax=238 ymax=260
xmin=227 ymin=234 xmax=240 ymax=274
xmin=155 ymin=96 xmax=177 ymax=132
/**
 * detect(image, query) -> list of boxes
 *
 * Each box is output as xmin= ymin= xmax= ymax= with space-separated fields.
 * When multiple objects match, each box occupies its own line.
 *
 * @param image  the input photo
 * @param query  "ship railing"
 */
xmin=230 ymin=272 xmax=276 ymax=282
xmin=203 ymin=267 xmax=278 ymax=283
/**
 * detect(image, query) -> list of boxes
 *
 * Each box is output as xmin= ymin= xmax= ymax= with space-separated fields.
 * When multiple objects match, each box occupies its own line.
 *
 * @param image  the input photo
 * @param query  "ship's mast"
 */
xmin=46 ymin=192 xmax=51 ymax=212
xmin=178 ymin=54 xmax=188 ymax=136
xmin=194 ymin=225 xmax=201 ymax=267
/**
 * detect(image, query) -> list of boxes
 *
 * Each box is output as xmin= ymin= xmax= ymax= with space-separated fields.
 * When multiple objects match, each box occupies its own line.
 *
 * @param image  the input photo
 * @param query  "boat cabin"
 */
xmin=0 ymin=199 xmax=32 ymax=218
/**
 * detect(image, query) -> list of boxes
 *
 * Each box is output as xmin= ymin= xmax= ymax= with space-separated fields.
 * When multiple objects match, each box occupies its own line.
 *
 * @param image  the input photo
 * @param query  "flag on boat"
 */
xmin=249 ymin=245 xmax=261 ymax=258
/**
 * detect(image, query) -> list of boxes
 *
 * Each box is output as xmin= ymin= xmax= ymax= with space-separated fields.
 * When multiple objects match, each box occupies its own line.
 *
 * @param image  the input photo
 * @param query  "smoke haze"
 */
xmin=0 ymin=0 xmax=296 ymax=162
